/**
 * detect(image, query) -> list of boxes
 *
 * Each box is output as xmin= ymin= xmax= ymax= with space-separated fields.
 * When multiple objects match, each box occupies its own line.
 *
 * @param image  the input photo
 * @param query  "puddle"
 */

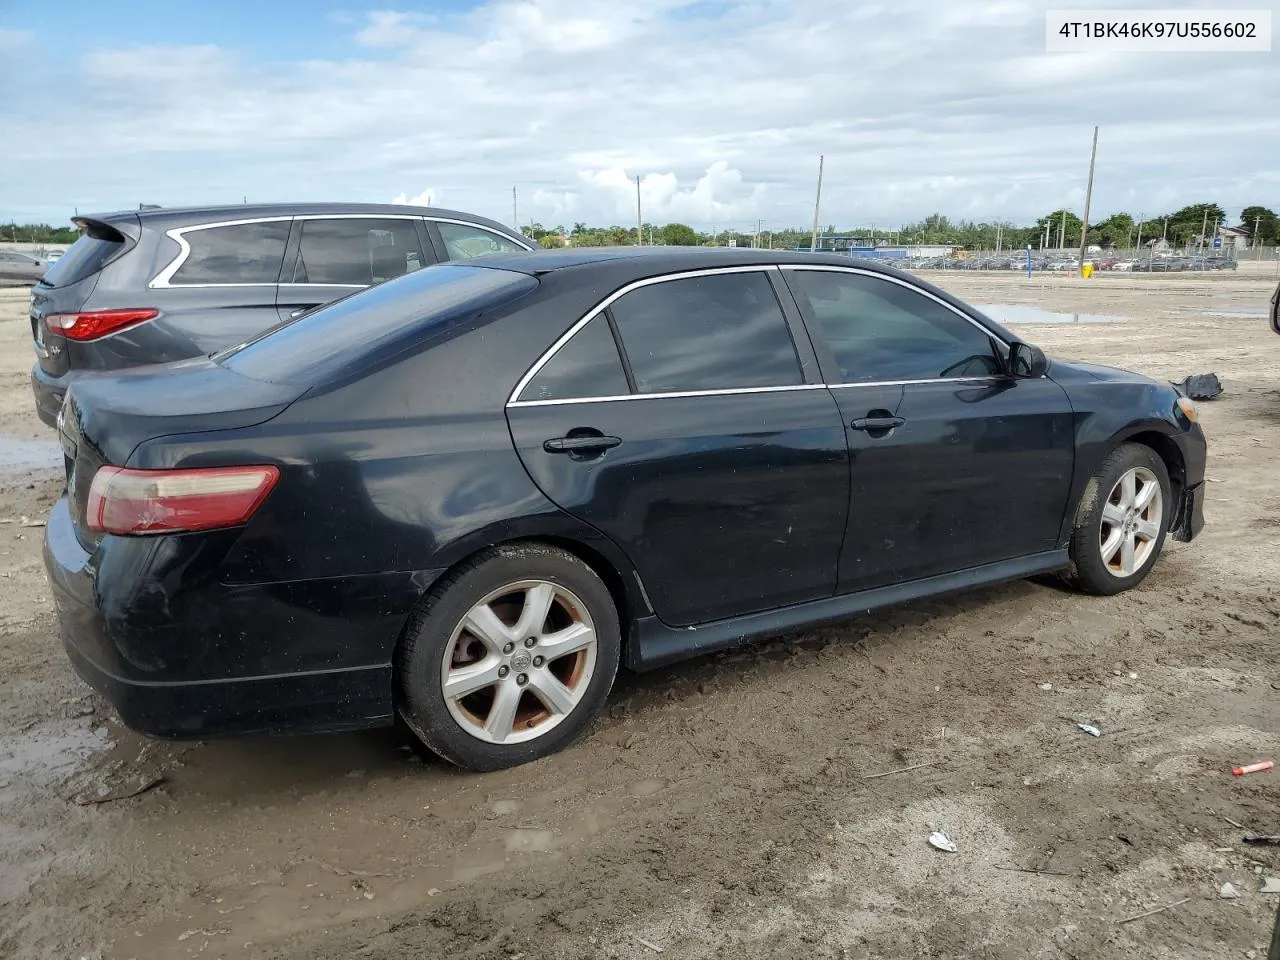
xmin=0 ymin=724 xmax=112 ymax=787
xmin=0 ymin=435 xmax=62 ymax=473
xmin=1195 ymin=309 xmax=1267 ymax=318
xmin=976 ymin=304 xmax=1127 ymax=324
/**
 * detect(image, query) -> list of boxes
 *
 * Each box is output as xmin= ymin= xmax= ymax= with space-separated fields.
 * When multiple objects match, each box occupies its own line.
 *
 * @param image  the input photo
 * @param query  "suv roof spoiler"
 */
xmin=71 ymin=214 xmax=142 ymax=245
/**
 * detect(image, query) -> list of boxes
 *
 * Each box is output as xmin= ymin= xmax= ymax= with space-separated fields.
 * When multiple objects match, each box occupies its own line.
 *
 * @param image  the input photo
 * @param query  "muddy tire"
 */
xmin=395 ymin=543 xmax=620 ymax=772
xmin=1066 ymin=443 xmax=1171 ymax=596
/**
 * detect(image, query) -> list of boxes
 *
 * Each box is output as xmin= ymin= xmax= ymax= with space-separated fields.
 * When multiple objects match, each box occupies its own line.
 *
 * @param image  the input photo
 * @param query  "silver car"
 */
xmin=0 ymin=250 xmax=48 ymax=284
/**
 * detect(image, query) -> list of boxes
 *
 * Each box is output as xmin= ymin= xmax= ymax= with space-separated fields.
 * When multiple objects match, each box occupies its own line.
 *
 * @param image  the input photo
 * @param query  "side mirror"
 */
xmin=1270 ymin=282 xmax=1279 ymax=335
xmin=1008 ymin=341 xmax=1048 ymax=378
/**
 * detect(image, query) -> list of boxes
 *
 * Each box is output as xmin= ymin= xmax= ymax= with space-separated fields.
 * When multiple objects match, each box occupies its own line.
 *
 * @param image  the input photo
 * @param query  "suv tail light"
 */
xmin=86 ymin=465 xmax=280 ymax=535
xmin=45 ymin=308 xmax=158 ymax=341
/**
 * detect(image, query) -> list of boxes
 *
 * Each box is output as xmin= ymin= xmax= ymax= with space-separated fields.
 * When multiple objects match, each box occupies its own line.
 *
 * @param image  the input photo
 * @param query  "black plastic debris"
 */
xmin=1171 ymin=373 xmax=1223 ymax=401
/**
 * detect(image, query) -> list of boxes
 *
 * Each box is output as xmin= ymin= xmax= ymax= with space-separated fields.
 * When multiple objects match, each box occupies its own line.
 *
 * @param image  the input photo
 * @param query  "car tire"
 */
xmin=1066 ymin=443 xmax=1171 ymax=596
xmin=395 ymin=542 xmax=620 ymax=772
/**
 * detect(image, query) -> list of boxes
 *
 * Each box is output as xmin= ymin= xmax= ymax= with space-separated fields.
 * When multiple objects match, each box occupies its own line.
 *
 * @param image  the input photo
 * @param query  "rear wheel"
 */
xmin=395 ymin=543 xmax=620 ymax=771
xmin=1067 ymin=443 xmax=1171 ymax=595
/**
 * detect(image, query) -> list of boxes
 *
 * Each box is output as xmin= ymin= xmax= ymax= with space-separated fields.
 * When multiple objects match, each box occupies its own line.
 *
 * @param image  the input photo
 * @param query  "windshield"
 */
xmin=219 ymin=263 xmax=538 ymax=385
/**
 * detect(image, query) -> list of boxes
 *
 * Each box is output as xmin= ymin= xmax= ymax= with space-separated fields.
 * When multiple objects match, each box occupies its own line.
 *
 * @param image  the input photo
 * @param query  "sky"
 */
xmin=0 ymin=0 xmax=1276 ymax=231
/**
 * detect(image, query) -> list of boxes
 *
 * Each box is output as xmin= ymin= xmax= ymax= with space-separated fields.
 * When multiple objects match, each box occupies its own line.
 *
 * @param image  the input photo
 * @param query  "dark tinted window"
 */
xmin=221 ymin=265 xmax=537 ymax=385
xmin=519 ymin=316 xmax=629 ymax=402
xmin=42 ymin=234 xmax=121 ymax=287
xmin=292 ymin=218 xmax=425 ymax=285
xmin=437 ymin=222 xmax=528 ymax=260
xmin=788 ymin=270 xmax=1001 ymax=382
xmin=608 ymin=272 xmax=802 ymax=393
xmin=170 ymin=221 xmax=290 ymax=285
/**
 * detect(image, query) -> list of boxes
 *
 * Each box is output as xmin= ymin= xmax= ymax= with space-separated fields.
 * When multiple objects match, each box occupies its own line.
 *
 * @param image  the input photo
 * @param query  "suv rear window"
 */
xmin=41 ymin=227 xmax=124 ymax=288
xmin=220 ymin=264 xmax=537 ymax=384
xmin=170 ymin=221 xmax=290 ymax=285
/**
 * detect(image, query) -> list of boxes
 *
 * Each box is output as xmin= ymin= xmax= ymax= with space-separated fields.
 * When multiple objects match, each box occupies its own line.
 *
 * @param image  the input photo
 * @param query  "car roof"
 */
xmin=469 ymin=245 xmax=909 ymax=277
xmin=78 ymin=202 xmax=522 ymax=236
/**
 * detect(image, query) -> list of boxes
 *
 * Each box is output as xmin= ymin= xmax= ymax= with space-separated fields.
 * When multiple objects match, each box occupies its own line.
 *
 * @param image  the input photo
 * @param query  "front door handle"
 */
xmin=543 ymin=435 xmax=622 ymax=454
xmin=850 ymin=416 xmax=905 ymax=431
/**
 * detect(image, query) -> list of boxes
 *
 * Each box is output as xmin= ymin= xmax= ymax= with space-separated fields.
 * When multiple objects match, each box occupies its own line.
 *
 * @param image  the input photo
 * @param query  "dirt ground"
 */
xmin=2 ymin=265 xmax=1279 ymax=960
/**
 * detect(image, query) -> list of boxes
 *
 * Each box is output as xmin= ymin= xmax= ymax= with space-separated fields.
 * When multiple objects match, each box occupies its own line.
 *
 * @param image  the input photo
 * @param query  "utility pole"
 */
xmin=753 ymin=218 xmax=762 ymax=248
xmin=1255 ymin=215 xmax=1264 ymax=260
xmin=1198 ymin=208 xmax=1208 ymax=254
xmin=1058 ymin=209 xmax=1066 ymax=250
xmin=1135 ymin=214 xmax=1144 ymax=255
xmin=809 ymin=154 xmax=824 ymax=253
xmin=996 ymin=223 xmax=1002 ymax=254
xmin=512 ymin=185 xmax=518 ymax=231
xmin=633 ymin=176 xmax=642 ymax=245
xmin=1078 ymin=125 xmax=1099 ymax=274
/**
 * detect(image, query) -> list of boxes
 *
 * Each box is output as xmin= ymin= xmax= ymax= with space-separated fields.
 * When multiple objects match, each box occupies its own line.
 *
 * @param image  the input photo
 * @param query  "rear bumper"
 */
xmin=42 ymin=496 xmax=423 ymax=739
xmin=31 ymin=364 xmax=66 ymax=428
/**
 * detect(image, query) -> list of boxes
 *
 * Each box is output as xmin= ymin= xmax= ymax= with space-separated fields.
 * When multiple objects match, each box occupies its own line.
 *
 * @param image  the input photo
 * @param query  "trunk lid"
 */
xmin=60 ymin=358 xmax=306 ymax=548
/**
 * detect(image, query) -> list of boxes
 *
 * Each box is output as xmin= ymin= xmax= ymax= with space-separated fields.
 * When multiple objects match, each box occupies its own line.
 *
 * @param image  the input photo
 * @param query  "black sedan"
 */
xmin=45 ymin=248 xmax=1206 ymax=771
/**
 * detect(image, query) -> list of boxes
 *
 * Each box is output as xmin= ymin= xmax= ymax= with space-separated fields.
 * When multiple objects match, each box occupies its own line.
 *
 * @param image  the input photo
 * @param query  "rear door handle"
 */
xmin=543 ymin=435 xmax=622 ymax=454
xmin=850 ymin=416 xmax=905 ymax=431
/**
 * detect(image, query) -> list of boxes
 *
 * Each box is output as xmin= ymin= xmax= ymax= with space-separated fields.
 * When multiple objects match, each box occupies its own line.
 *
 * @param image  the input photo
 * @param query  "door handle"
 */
xmin=543 ymin=435 xmax=622 ymax=454
xmin=850 ymin=416 xmax=905 ymax=431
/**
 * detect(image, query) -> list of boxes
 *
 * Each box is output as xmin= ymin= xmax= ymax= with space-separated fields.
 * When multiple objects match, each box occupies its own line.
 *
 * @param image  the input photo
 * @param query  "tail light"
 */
xmin=86 ymin=465 xmax=280 ymax=535
xmin=45 ymin=308 xmax=158 ymax=341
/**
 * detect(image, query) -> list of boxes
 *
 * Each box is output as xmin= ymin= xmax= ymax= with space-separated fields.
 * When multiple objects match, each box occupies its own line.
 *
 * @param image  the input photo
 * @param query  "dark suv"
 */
xmin=29 ymin=203 xmax=534 ymax=426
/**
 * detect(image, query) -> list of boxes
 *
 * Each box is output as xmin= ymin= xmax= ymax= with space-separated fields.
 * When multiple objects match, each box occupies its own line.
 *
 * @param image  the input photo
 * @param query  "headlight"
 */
xmin=1176 ymin=397 xmax=1199 ymax=423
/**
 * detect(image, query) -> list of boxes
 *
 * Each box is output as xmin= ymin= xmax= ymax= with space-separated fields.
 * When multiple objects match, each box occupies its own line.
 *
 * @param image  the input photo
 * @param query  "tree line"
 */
xmin=527 ymin=204 xmax=1276 ymax=250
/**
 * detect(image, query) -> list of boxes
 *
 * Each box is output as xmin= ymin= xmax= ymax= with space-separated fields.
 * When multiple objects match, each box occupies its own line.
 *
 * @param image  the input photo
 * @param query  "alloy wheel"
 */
xmin=1099 ymin=466 xmax=1163 ymax=578
xmin=440 ymin=580 xmax=598 ymax=744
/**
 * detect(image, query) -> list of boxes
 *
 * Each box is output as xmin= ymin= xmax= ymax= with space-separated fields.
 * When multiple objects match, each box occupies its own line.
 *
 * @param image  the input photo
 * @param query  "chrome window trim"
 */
xmin=779 ymin=264 xmax=1010 ymax=347
xmin=149 ymin=216 xmax=293 ymax=289
xmin=511 ymin=384 xmax=826 ymax=408
xmin=829 ymin=376 xmax=1002 ymax=389
xmin=277 ymin=281 xmax=365 ymax=289
xmin=150 ymin=213 xmax=531 ymax=289
xmin=507 ymin=265 xmax=784 ymax=406
xmin=429 ymin=217 xmax=535 ymax=251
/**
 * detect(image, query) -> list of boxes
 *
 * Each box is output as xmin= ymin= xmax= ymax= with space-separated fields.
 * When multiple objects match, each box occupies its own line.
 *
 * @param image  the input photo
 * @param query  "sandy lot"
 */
xmin=1 ymin=267 xmax=1279 ymax=960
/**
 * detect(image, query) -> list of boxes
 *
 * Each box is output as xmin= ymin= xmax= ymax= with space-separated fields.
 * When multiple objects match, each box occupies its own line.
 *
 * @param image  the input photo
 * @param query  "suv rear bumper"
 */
xmin=42 ymin=495 xmax=408 ymax=739
xmin=31 ymin=364 xmax=66 ymax=427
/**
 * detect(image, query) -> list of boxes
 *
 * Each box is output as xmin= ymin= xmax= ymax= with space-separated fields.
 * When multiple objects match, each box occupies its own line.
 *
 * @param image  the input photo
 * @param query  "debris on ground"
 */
xmin=636 ymin=936 xmax=665 ymax=953
xmin=1244 ymin=836 xmax=1280 ymax=847
xmin=1219 ymin=882 xmax=1243 ymax=899
xmin=862 ymin=758 xmax=947 ymax=780
xmin=1233 ymin=761 xmax=1274 ymax=776
xmin=1116 ymin=897 xmax=1191 ymax=924
xmin=71 ymin=776 xmax=166 ymax=806
xmin=1172 ymin=372 xmax=1223 ymax=400
xmin=1260 ymin=878 xmax=1280 ymax=894
xmin=928 ymin=831 xmax=957 ymax=853
xmin=1077 ymin=723 xmax=1102 ymax=738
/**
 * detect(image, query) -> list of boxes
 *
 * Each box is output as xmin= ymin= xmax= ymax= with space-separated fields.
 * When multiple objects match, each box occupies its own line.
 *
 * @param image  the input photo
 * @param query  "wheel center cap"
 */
xmin=511 ymin=651 xmax=531 ymax=671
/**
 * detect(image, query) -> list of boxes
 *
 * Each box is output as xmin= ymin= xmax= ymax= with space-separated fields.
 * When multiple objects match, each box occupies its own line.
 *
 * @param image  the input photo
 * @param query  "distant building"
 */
xmin=1217 ymin=224 xmax=1251 ymax=250
xmin=1145 ymin=237 xmax=1172 ymax=253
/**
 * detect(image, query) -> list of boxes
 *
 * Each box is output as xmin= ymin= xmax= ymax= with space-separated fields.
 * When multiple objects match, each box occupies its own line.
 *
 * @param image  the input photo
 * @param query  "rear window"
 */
xmin=41 ymin=230 xmax=123 ymax=288
xmin=170 ymin=221 xmax=290 ymax=285
xmin=219 ymin=264 xmax=537 ymax=384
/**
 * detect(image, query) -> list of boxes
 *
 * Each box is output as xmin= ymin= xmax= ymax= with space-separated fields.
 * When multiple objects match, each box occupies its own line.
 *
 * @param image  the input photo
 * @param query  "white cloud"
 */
xmin=392 ymin=188 xmax=440 ymax=206
xmin=0 ymin=27 xmax=31 ymax=51
xmin=3 ymin=1 xmax=1278 ymax=228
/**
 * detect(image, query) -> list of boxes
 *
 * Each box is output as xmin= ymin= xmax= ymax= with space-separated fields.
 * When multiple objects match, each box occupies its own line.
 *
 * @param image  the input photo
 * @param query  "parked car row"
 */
xmin=0 ymin=249 xmax=52 ymax=283
xmin=42 ymin=230 xmax=1207 ymax=770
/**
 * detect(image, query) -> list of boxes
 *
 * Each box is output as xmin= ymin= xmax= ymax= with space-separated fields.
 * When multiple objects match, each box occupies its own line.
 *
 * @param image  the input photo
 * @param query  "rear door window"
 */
xmin=170 ymin=221 xmax=290 ymax=285
xmin=607 ymin=271 xmax=803 ymax=393
xmin=291 ymin=218 xmax=426 ymax=285
xmin=437 ymin=222 xmax=529 ymax=260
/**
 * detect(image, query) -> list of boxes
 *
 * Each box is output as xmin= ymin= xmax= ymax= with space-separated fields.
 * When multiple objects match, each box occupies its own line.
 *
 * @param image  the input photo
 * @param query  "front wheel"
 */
xmin=1066 ymin=443 xmax=1171 ymax=596
xmin=395 ymin=543 xmax=620 ymax=771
